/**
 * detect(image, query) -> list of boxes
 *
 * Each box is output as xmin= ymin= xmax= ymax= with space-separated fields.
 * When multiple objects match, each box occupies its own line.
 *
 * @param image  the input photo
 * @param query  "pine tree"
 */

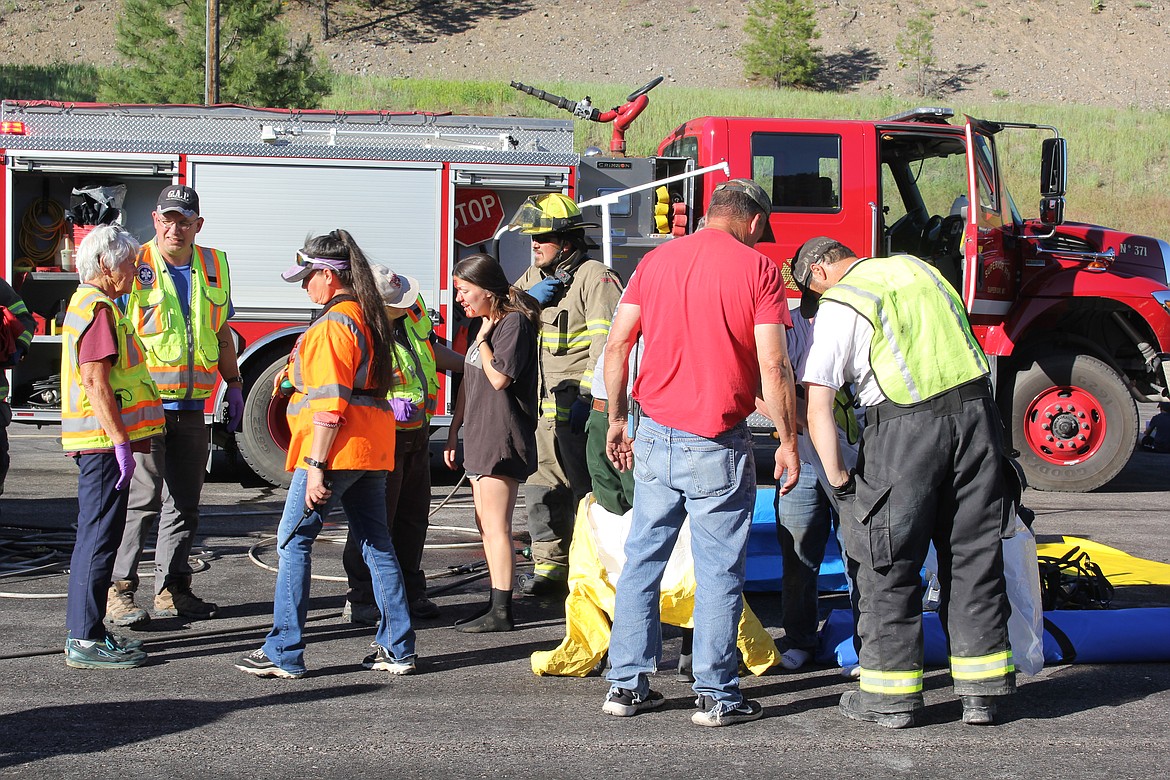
xmin=100 ymin=0 xmax=331 ymax=108
xmin=896 ymin=10 xmax=938 ymax=98
xmin=738 ymin=0 xmax=821 ymax=89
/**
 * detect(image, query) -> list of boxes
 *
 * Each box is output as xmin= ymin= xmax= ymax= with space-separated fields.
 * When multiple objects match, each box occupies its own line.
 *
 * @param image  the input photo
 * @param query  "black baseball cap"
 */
xmin=156 ymin=185 xmax=200 ymax=218
xmin=792 ymin=236 xmax=851 ymax=319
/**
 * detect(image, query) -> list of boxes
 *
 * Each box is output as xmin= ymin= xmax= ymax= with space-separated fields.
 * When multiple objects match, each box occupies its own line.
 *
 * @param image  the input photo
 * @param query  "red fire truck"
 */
xmin=657 ymin=107 xmax=1170 ymax=492
xmin=4 ymin=99 xmax=1166 ymax=492
xmin=0 ymin=100 xmax=687 ymax=487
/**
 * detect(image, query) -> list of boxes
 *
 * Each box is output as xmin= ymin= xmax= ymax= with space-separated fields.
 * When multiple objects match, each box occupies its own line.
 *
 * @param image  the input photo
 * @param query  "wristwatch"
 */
xmin=224 ymin=376 xmax=243 ymax=385
xmin=303 ymin=456 xmax=328 ymax=470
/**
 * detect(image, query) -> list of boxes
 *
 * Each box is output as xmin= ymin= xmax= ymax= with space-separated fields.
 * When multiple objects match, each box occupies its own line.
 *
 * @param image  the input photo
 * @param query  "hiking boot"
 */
xmin=960 ymin=695 xmax=997 ymax=725
xmin=517 ymin=573 xmax=568 ymax=598
xmin=409 ymin=597 xmax=440 ymax=620
xmin=838 ymin=691 xmax=919 ymax=729
xmin=602 ymin=687 xmax=665 ymax=717
xmin=342 ymin=600 xmax=380 ymax=627
xmin=106 ymin=580 xmax=150 ymax=628
xmin=155 ymin=585 xmax=218 ymax=619
xmin=65 ymin=635 xmax=147 ymax=670
xmin=235 ymin=649 xmax=304 ymax=679
xmin=691 ymin=695 xmax=764 ymax=727
xmin=361 ymin=643 xmax=417 ymax=675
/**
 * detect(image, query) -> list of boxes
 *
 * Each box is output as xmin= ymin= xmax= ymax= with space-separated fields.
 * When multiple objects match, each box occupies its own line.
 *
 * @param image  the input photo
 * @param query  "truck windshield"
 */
xmin=878 ymin=132 xmax=968 ymax=291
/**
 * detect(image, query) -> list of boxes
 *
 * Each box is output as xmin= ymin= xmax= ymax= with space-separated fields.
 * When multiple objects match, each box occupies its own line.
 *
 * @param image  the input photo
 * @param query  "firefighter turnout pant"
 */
xmin=525 ymin=410 xmax=592 ymax=581
xmin=841 ymin=390 xmax=1016 ymax=713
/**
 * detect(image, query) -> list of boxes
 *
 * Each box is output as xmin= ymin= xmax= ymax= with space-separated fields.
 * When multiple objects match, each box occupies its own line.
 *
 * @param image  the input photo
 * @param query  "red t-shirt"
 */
xmin=624 ymin=228 xmax=790 ymax=438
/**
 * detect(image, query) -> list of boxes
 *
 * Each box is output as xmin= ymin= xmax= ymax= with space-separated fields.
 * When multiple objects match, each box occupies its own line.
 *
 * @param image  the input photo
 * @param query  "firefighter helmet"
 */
xmin=509 ymin=193 xmax=599 ymax=235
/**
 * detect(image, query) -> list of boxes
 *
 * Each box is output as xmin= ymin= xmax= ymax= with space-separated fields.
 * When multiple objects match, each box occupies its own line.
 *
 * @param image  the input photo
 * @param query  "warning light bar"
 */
xmin=1 ymin=121 xmax=27 ymax=135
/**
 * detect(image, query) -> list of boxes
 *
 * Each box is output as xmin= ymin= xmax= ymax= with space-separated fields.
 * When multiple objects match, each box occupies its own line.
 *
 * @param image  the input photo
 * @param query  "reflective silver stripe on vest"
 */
xmin=830 ymin=281 xmax=923 ymax=403
xmin=318 ymin=311 xmax=373 ymax=390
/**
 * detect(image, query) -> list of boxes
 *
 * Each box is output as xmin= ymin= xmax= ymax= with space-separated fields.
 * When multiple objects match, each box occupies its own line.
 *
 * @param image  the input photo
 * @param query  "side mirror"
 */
xmin=1040 ymin=137 xmax=1067 ymax=198
xmin=1039 ymin=195 xmax=1065 ymax=227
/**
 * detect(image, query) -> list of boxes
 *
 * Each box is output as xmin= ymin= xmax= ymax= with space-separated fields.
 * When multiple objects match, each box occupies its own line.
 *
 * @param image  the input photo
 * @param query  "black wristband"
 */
xmin=303 ymin=456 xmax=328 ymax=470
xmin=224 ymin=376 xmax=242 ymax=385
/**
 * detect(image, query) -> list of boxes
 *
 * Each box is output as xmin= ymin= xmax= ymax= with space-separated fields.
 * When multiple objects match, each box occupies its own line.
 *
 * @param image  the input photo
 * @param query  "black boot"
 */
xmin=454 ymin=588 xmax=513 ymax=633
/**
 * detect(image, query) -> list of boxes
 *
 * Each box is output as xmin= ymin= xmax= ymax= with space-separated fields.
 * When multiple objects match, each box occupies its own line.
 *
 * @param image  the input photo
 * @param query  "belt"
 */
xmin=868 ymin=378 xmax=991 ymax=426
xmin=592 ymin=397 xmax=608 ymax=414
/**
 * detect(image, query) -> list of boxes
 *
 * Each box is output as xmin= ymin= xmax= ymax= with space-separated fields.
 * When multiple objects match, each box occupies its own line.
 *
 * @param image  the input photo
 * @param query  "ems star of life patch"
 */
xmin=137 ymin=265 xmax=155 ymax=286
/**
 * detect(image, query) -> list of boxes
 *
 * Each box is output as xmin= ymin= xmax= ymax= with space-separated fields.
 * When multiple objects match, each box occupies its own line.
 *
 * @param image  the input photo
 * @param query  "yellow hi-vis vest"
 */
xmin=388 ymin=298 xmax=438 ymax=431
xmin=60 ymin=286 xmax=165 ymax=452
xmin=125 ymin=241 xmax=231 ymax=401
xmin=821 ymin=254 xmax=989 ymax=406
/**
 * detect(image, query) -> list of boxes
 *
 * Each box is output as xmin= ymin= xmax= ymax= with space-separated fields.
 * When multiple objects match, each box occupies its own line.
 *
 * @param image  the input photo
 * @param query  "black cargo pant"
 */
xmin=841 ymin=387 xmax=1016 ymax=712
xmin=343 ymin=426 xmax=430 ymax=605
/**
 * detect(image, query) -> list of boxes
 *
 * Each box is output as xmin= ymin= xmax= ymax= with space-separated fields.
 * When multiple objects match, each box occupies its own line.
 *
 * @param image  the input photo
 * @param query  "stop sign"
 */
xmin=454 ymin=188 xmax=505 ymax=247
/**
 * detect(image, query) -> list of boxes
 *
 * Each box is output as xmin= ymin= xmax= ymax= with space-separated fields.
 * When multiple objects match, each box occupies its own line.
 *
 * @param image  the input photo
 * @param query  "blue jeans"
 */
xmin=263 ymin=468 xmax=415 ymax=674
xmin=607 ymin=415 xmax=755 ymax=706
xmin=776 ymin=463 xmax=835 ymax=651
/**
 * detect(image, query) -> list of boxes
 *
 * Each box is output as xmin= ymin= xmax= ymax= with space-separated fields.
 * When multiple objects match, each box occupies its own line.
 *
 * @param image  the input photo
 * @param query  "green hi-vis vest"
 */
xmin=60 ymin=286 xmax=165 ymax=452
xmin=388 ymin=299 xmax=438 ymax=431
xmin=821 ymin=255 xmax=989 ymax=406
xmin=126 ymin=241 xmax=231 ymax=401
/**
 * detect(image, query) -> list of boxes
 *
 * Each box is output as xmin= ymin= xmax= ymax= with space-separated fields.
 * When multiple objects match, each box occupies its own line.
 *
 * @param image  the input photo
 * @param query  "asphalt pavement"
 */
xmin=1 ymin=425 xmax=1168 ymax=779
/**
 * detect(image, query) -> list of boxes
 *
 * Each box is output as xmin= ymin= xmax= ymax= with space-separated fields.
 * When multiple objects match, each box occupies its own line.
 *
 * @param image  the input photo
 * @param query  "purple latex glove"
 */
xmin=225 ymin=385 xmax=245 ymax=433
xmin=114 ymin=441 xmax=135 ymax=491
xmin=389 ymin=397 xmax=418 ymax=423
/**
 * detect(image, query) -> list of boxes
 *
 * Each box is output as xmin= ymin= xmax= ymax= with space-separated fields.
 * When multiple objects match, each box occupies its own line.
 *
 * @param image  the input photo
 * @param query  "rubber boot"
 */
xmin=453 ymin=591 xmax=493 ymax=627
xmin=454 ymin=588 xmax=513 ymax=633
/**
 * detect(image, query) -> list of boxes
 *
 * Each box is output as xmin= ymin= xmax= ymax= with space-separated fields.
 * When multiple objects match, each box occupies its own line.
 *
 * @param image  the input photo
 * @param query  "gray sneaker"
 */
xmin=65 ymin=635 xmax=147 ymax=670
xmin=691 ymin=694 xmax=764 ymax=727
xmin=361 ymin=643 xmax=416 ymax=675
xmin=602 ymin=687 xmax=665 ymax=717
xmin=234 ymin=648 xmax=304 ymax=679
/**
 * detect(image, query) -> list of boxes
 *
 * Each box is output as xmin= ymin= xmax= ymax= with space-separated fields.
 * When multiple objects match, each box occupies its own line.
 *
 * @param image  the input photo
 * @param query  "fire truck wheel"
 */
xmin=237 ymin=353 xmax=294 ymax=489
xmin=1010 ymin=352 xmax=1137 ymax=493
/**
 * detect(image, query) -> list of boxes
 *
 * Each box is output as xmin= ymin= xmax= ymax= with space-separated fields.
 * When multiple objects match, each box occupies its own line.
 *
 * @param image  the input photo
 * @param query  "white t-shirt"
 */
xmin=801 ymin=299 xmax=888 ymax=407
xmin=786 ymin=311 xmax=861 ymax=483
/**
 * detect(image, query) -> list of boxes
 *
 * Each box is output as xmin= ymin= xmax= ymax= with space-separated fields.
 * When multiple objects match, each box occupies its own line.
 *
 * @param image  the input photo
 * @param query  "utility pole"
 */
xmin=206 ymin=0 xmax=221 ymax=104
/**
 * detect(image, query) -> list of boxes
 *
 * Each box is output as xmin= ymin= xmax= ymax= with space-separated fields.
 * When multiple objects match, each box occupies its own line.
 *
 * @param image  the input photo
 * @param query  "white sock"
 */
xmin=779 ymin=647 xmax=810 ymax=670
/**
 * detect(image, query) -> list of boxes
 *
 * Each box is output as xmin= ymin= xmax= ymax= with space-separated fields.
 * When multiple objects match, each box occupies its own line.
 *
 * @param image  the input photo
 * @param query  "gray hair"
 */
xmin=76 ymin=225 xmax=140 ymax=282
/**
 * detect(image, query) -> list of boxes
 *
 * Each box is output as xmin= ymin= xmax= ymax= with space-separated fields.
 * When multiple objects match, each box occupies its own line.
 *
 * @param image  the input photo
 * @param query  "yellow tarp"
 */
xmin=1036 ymin=536 xmax=1170 ymax=586
xmin=531 ymin=494 xmax=779 ymax=677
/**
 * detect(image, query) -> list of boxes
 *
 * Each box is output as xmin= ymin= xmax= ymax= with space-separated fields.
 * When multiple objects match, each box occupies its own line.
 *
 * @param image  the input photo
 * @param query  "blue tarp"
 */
xmin=745 ymin=486 xmax=849 ymax=593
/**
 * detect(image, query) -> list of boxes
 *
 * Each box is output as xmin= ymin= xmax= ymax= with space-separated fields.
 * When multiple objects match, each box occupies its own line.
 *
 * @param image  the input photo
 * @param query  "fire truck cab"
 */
xmin=661 ymin=107 xmax=1170 ymax=492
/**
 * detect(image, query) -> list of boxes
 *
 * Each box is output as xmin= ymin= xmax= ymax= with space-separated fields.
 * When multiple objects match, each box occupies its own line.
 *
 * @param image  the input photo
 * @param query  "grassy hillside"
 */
xmin=331 ymin=75 xmax=1170 ymax=240
xmin=5 ymin=64 xmax=1168 ymax=239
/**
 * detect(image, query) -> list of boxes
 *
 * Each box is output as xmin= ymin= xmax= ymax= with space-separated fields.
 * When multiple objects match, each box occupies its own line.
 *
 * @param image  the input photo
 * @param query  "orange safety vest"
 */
xmin=60 ymin=286 xmax=165 ymax=452
xmin=284 ymin=298 xmax=396 ymax=472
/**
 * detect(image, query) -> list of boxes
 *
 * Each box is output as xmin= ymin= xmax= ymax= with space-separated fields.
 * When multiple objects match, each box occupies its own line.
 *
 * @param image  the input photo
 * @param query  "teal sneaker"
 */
xmin=65 ymin=635 xmax=147 ymax=670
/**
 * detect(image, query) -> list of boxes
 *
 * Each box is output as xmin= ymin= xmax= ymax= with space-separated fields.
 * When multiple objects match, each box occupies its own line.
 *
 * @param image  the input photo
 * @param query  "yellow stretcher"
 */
xmin=1036 ymin=536 xmax=1170 ymax=586
xmin=531 ymin=494 xmax=779 ymax=677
